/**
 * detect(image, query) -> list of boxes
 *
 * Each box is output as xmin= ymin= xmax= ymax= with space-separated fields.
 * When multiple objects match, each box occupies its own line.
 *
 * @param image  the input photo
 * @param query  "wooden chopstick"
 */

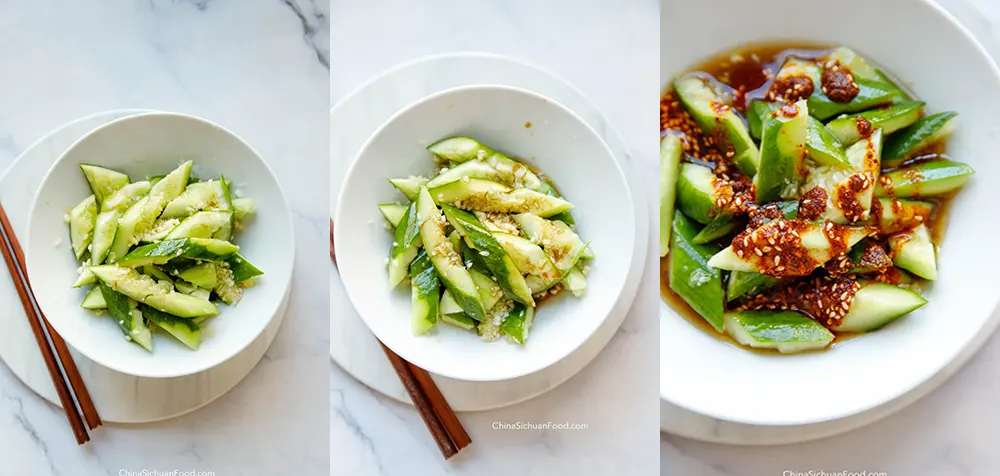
xmin=331 ymin=217 xmax=470 ymax=458
xmin=0 ymin=206 xmax=101 ymax=431
xmin=0 ymin=204 xmax=94 ymax=444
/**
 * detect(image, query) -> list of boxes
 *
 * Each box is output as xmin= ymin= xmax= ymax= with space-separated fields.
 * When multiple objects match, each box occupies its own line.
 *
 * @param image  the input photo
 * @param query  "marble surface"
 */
xmin=661 ymin=0 xmax=1000 ymax=474
xmin=329 ymin=0 xmax=661 ymax=475
xmin=0 ymin=1 xmax=331 ymax=474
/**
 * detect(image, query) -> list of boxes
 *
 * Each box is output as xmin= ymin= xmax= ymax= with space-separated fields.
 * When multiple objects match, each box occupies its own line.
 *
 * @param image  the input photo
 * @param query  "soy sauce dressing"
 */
xmin=660 ymin=43 xmax=957 ymax=353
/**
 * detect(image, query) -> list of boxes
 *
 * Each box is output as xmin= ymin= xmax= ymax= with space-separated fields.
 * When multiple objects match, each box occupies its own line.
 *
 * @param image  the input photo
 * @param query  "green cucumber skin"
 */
xmin=876 ymin=159 xmax=974 ymax=198
xmin=871 ymin=197 xmax=934 ymax=235
xmin=140 ymin=304 xmax=201 ymax=350
xmin=673 ymin=74 xmax=759 ymax=176
xmin=226 ymin=253 xmax=263 ymax=283
xmin=378 ymin=203 xmax=408 ymax=228
xmin=669 ymin=212 xmax=725 ymax=332
xmin=427 ymin=137 xmax=493 ymax=163
xmin=825 ymin=101 xmax=925 ymax=146
xmin=500 ymin=303 xmax=534 ymax=345
xmin=882 ymin=112 xmax=958 ymax=166
xmin=726 ymin=271 xmax=784 ymax=302
xmin=165 ymin=211 xmax=232 ymax=240
xmin=429 ymin=179 xmax=573 ymax=218
xmin=409 ymin=251 xmax=440 ymax=335
xmin=388 ymin=202 xmax=421 ymax=288
xmin=177 ymin=263 xmax=217 ymax=289
xmin=808 ymin=78 xmax=903 ymax=120
xmin=660 ymin=135 xmax=683 ymax=254
xmin=676 ymin=163 xmax=720 ymax=225
xmin=98 ymin=283 xmax=153 ymax=352
xmin=91 ymin=265 xmax=218 ymax=318
xmin=117 ymin=238 xmax=238 ymax=267
xmin=441 ymin=205 xmax=534 ymax=306
xmin=69 ymin=195 xmax=98 ymax=260
xmin=691 ymin=214 xmax=736 ymax=245
xmin=805 ymin=116 xmax=850 ymax=168
xmin=81 ymin=285 xmax=107 ymax=309
xmin=748 ymin=100 xmax=783 ymax=140
xmin=388 ymin=177 xmax=427 ymax=201
xmin=889 ymin=224 xmax=937 ymax=280
xmin=725 ymin=311 xmax=834 ymax=353
xmin=833 ymin=283 xmax=927 ymax=332
xmin=754 ymin=100 xmax=808 ymax=204
xmin=79 ymin=164 xmax=130 ymax=207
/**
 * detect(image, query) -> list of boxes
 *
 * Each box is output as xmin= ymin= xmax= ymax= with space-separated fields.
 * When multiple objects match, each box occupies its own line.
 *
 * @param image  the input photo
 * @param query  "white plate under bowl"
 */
xmin=0 ymin=110 xmax=288 ymax=422
xmin=336 ymin=85 xmax=636 ymax=382
xmin=25 ymin=112 xmax=295 ymax=379
xmin=660 ymin=0 xmax=1000 ymax=427
xmin=330 ymin=53 xmax=649 ymax=410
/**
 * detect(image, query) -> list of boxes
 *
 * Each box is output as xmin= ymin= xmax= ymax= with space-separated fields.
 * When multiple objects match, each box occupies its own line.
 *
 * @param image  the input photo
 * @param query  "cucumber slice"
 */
xmin=832 ymin=283 xmax=927 ymax=332
xmin=68 ymin=195 xmax=97 ymax=260
xmin=98 ymin=284 xmax=153 ymax=352
xmin=676 ymin=163 xmax=725 ymax=224
xmin=673 ymin=73 xmax=760 ymax=176
xmin=724 ymin=311 xmax=834 ymax=353
xmin=826 ymin=47 xmax=899 ymax=85
xmin=90 ymin=211 xmax=120 ymax=265
xmin=660 ymin=135 xmax=683 ymax=256
xmin=409 ymin=251 xmax=440 ymax=335
xmin=117 ymin=238 xmax=238 ymax=268
xmin=80 ymin=285 xmax=107 ymax=310
xmin=165 ymin=211 xmax=233 ymax=240
xmin=801 ymin=128 xmax=882 ymax=224
xmin=108 ymin=161 xmax=192 ymax=262
xmin=825 ymin=101 xmax=925 ymax=146
xmin=79 ymin=164 xmax=130 ymax=207
xmin=754 ymin=99 xmax=809 ymax=203
xmin=226 ymin=253 xmax=263 ymax=283
xmin=747 ymin=100 xmax=783 ymax=140
xmin=536 ymin=180 xmax=575 ymax=226
xmin=809 ymin=78 xmax=904 ymax=120
xmin=388 ymin=177 xmax=427 ymax=201
xmin=141 ymin=265 xmax=174 ymax=283
xmin=669 ymin=212 xmax=724 ymax=331
xmin=416 ymin=187 xmax=485 ymax=321
xmin=512 ymin=212 xmax=588 ymax=272
xmin=480 ymin=153 xmax=545 ymax=191
xmin=91 ymin=265 xmax=219 ymax=318
xmin=726 ymin=271 xmax=784 ymax=302
xmin=73 ymin=268 xmax=97 ymax=288
xmin=501 ymin=303 xmax=535 ymax=345
xmin=211 ymin=177 xmax=235 ymax=241
xmin=161 ymin=179 xmax=230 ymax=219
xmin=427 ymin=136 xmax=493 ymax=163
xmin=563 ymin=266 xmax=587 ymax=297
xmin=882 ymin=112 xmax=959 ymax=167
xmin=426 ymin=160 xmax=505 ymax=188
xmin=469 ymin=269 xmax=503 ymax=313
xmin=690 ymin=213 xmax=736 ymax=245
xmin=846 ymin=239 xmax=892 ymax=273
xmin=233 ymin=197 xmax=255 ymax=220
xmin=177 ymin=263 xmax=218 ymax=289
xmin=429 ymin=179 xmax=573 ymax=218
xmin=101 ymin=181 xmax=151 ymax=213
xmin=173 ymin=279 xmax=198 ymax=294
xmin=377 ymin=203 xmax=408 ymax=228
xmin=140 ymin=304 xmax=201 ymax=350
xmin=439 ymin=289 xmax=464 ymax=315
xmin=441 ymin=312 xmax=476 ymax=330
xmin=213 ymin=262 xmax=243 ymax=305
xmin=707 ymin=220 xmax=871 ymax=275
xmin=869 ymin=197 xmax=933 ymax=235
xmin=876 ymin=159 xmax=974 ymax=198
xmin=491 ymin=232 xmax=562 ymax=282
xmin=388 ymin=202 xmax=421 ymax=289
xmin=889 ymin=223 xmax=937 ymax=280
xmin=443 ymin=205 xmax=534 ymax=306
xmin=136 ymin=218 xmax=181 ymax=244
xmin=805 ymin=116 xmax=849 ymax=168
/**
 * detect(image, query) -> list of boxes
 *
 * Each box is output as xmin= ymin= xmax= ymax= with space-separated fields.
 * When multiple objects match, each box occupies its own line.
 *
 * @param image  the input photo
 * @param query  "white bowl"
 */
xmin=660 ymin=0 xmax=1000 ymax=426
xmin=26 ymin=112 xmax=295 ymax=378
xmin=335 ymin=85 xmax=636 ymax=382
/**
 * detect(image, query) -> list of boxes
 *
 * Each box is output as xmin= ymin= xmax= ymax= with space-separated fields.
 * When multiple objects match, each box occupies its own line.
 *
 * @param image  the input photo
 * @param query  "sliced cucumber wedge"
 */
xmin=233 ymin=197 xmax=254 ymax=221
xmin=832 ymin=283 xmax=927 ymax=332
xmin=443 ymin=205 xmax=533 ymax=306
xmin=660 ymin=134 xmax=683 ymax=256
xmin=117 ymin=238 xmax=238 ymax=268
xmin=108 ymin=161 xmax=192 ymax=262
xmin=416 ymin=186 xmax=485 ymax=321
xmin=563 ymin=266 xmax=587 ymax=297
xmin=80 ymin=164 xmax=130 ymax=207
xmin=500 ymin=303 xmax=534 ymax=345
xmin=747 ymin=100 xmax=783 ymax=141
xmin=140 ymin=304 xmax=202 ymax=350
xmin=889 ymin=223 xmax=937 ymax=280
xmin=673 ymin=73 xmax=760 ymax=176
xmin=512 ymin=212 xmax=588 ymax=272
xmin=724 ymin=311 xmax=834 ymax=353
xmin=68 ymin=195 xmax=97 ymax=261
xmin=876 ymin=159 xmax=974 ymax=198
xmin=707 ymin=220 xmax=871 ymax=275
xmin=429 ymin=179 xmax=573 ymax=218
xmin=491 ymin=232 xmax=562 ymax=282
xmin=882 ymin=112 xmax=958 ymax=167
xmin=388 ymin=177 xmax=427 ymax=201
xmin=91 ymin=265 xmax=219 ymax=318
xmin=101 ymin=181 xmax=151 ymax=213
xmin=805 ymin=116 xmax=849 ymax=168
xmin=161 ymin=179 xmax=230 ymax=219
xmin=177 ymin=263 xmax=218 ymax=289
xmin=81 ymin=285 xmax=107 ymax=309
xmin=164 ymin=211 xmax=232 ymax=240
xmin=427 ymin=136 xmax=493 ymax=163
xmin=469 ymin=269 xmax=503 ymax=314
xmin=825 ymin=101 xmax=924 ymax=146
xmin=677 ymin=162 xmax=726 ymax=224
xmin=801 ymin=128 xmax=882 ymax=224
xmin=90 ymin=211 xmax=120 ymax=265
xmin=99 ymin=283 xmax=153 ymax=352
xmin=388 ymin=201 xmax=421 ymax=289
xmin=441 ymin=311 xmax=476 ymax=330
xmin=669 ymin=212 xmax=724 ymax=332
xmin=726 ymin=271 xmax=784 ymax=302
xmin=869 ymin=197 xmax=933 ymax=235
xmin=409 ymin=251 xmax=440 ymax=335
xmin=226 ymin=253 xmax=263 ymax=283
xmin=377 ymin=203 xmax=408 ymax=228
xmin=426 ymin=160 xmax=505 ymax=188
xmin=754 ymin=99 xmax=809 ymax=203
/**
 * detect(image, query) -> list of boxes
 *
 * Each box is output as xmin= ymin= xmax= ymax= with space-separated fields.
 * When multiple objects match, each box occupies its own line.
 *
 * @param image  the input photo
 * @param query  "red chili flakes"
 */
xmin=730 ymin=219 xmax=817 ymax=277
xmin=821 ymin=60 xmax=860 ymax=103
xmin=661 ymin=90 xmax=724 ymax=164
xmin=765 ymin=75 xmax=814 ymax=103
xmin=739 ymin=275 xmax=861 ymax=327
xmin=797 ymin=186 xmax=828 ymax=221
xmin=856 ymin=242 xmax=892 ymax=272
xmin=834 ymin=173 xmax=872 ymax=223
xmin=775 ymin=102 xmax=801 ymax=118
xmin=855 ymin=116 xmax=873 ymax=139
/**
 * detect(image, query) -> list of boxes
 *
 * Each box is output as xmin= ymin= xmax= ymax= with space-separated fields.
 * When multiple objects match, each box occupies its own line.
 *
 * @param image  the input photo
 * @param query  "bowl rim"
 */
xmin=658 ymin=0 xmax=1000 ymax=425
xmin=334 ymin=83 xmax=637 ymax=381
xmin=24 ymin=110 xmax=296 ymax=379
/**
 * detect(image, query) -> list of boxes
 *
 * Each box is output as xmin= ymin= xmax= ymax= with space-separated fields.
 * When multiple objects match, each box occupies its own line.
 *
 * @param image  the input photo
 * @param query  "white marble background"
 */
xmin=0 ymin=1 xmax=331 ymax=474
xmin=661 ymin=1 xmax=1000 ymax=475
xmin=329 ymin=0 xmax=661 ymax=475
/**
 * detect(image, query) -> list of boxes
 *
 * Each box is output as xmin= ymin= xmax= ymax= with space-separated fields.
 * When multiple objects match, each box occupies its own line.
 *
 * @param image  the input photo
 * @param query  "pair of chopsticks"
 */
xmin=331 ymin=218 xmax=471 ymax=458
xmin=0 ymin=204 xmax=101 ymax=444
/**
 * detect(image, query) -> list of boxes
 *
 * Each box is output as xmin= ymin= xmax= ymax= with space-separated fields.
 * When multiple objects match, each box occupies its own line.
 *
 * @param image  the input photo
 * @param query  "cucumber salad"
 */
xmin=66 ymin=161 xmax=262 ymax=352
xmin=659 ymin=45 xmax=973 ymax=354
xmin=379 ymin=136 xmax=593 ymax=344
